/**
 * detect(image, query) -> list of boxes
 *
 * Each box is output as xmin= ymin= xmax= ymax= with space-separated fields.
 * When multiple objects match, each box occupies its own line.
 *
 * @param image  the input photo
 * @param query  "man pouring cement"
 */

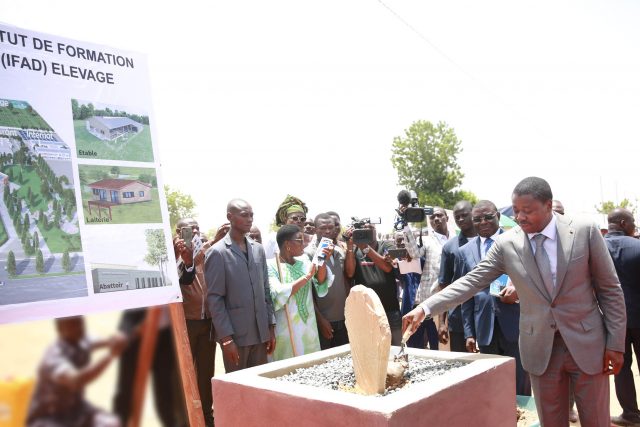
xmin=402 ymin=177 xmax=626 ymax=427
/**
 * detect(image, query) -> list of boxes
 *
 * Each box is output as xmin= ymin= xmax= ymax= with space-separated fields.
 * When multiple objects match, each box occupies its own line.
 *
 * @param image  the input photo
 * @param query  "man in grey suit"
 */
xmin=403 ymin=177 xmax=626 ymax=426
xmin=206 ymin=199 xmax=276 ymax=372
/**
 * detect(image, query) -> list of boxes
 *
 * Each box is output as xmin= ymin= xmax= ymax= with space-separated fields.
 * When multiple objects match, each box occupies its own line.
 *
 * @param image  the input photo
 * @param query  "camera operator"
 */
xmin=344 ymin=222 xmax=401 ymax=345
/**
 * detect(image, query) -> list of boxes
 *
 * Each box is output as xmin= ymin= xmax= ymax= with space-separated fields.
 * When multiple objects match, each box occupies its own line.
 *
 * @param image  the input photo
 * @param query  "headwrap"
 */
xmin=275 ymin=195 xmax=308 ymax=226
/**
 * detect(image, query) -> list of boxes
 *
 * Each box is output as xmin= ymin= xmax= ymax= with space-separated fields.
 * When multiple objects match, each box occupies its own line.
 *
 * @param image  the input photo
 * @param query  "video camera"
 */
xmin=394 ymin=190 xmax=434 ymax=230
xmin=347 ymin=216 xmax=381 ymax=245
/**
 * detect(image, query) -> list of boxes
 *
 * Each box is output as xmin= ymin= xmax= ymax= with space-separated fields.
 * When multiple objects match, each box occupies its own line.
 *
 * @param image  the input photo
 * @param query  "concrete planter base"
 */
xmin=212 ymin=344 xmax=515 ymax=427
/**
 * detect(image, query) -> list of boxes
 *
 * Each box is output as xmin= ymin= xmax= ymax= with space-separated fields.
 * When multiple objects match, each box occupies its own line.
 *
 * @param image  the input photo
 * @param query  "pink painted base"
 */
xmin=212 ymin=345 xmax=516 ymax=427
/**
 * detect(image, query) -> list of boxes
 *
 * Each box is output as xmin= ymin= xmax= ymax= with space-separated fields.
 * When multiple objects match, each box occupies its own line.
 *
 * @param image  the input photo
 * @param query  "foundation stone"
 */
xmin=344 ymin=284 xmax=390 ymax=395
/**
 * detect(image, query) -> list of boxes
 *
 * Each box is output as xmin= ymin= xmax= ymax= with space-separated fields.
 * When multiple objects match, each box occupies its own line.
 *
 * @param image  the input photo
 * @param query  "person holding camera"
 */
xmin=305 ymin=213 xmax=350 ymax=350
xmin=174 ymin=217 xmax=215 ymax=426
xmin=268 ymin=224 xmax=333 ymax=360
xmin=345 ymin=223 xmax=401 ymax=345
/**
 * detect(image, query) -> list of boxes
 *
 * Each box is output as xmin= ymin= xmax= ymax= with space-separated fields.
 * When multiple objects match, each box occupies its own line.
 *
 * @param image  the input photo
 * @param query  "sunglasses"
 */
xmin=472 ymin=213 xmax=497 ymax=223
xmin=289 ymin=238 xmax=304 ymax=243
xmin=289 ymin=216 xmax=306 ymax=222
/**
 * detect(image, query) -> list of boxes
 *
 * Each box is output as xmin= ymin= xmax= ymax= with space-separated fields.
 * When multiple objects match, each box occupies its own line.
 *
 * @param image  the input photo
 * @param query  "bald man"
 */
xmin=605 ymin=208 xmax=640 ymax=426
xmin=205 ymin=199 xmax=276 ymax=372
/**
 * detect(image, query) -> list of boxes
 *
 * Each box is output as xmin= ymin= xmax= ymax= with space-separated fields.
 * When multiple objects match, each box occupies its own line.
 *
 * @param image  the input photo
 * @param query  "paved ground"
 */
xmin=0 ymin=311 xmax=636 ymax=426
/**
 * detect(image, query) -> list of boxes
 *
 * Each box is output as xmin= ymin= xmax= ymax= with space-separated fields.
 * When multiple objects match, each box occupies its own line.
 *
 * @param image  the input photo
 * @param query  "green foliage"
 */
xmin=144 ymin=229 xmax=168 ymax=267
xmin=62 ymin=250 xmax=70 ymax=273
xmin=35 ymin=249 xmax=44 ymax=273
xmin=391 ymin=120 xmax=476 ymax=208
xmin=111 ymin=166 xmax=120 ymax=177
xmin=595 ymin=199 xmax=636 ymax=215
xmin=164 ymin=185 xmax=196 ymax=231
xmin=0 ymin=102 xmax=51 ymax=130
xmin=7 ymin=251 xmax=16 ymax=276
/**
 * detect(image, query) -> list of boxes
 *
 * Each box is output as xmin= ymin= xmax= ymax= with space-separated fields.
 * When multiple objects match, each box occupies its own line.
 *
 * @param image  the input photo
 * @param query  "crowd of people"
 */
xmin=25 ymin=176 xmax=640 ymax=427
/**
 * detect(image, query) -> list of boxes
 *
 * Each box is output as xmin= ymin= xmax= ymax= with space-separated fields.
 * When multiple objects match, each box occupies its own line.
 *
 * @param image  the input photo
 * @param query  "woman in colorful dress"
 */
xmin=267 ymin=224 xmax=333 ymax=361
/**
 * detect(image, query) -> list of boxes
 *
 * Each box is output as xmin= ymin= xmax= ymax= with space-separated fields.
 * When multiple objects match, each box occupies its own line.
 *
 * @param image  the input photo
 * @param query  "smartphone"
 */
xmin=181 ymin=226 xmax=193 ymax=249
xmin=387 ymin=248 xmax=408 ymax=260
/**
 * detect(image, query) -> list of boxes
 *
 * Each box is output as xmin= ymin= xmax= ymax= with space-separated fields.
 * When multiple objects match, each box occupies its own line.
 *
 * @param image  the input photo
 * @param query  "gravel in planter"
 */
xmin=274 ymin=355 xmax=469 ymax=396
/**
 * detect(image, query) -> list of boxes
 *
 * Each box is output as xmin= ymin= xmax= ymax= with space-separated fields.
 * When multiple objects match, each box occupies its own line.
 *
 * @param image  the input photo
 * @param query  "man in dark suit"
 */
xmin=205 ymin=199 xmax=276 ymax=372
xmin=458 ymin=200 xmax=530 ymax=396
xmin=403 ymin=176 xmax=626 ymax=426
xmin=437 ymin=200 xmax=477 ymax=352
xmin=605 ymin=208 xmax=640 ymax=426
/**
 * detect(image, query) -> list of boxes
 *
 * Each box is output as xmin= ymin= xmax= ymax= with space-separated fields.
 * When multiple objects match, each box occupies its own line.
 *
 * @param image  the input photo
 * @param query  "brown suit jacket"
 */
xmin=423 ymin=214 xmax=626 ymax=376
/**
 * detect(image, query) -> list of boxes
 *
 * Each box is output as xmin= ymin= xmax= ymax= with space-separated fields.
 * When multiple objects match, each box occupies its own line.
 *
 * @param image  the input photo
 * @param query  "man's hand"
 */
xmin=603 ymin=349 xmax=624 ymax=375
xmin=222 ymin=341 xmax=240 ymax=367
xmin=317 ymin=315 xmax=333 ymax=340
xmin=174 ymin=238 xmax=193 ymax=266
xmin=466 ymin=337 xmax=478 ymax=353
xmin=402 ymin=306 xmax=426 ymax=337
xmin=213 ymin=223 xmax=231 ymax=244
xmin=266 ymin=325 xmax=276 ymax=355
xmin=321 ymin=245 xmax=334 ymax=261
xmin=499 ymin=285 xmax=519 ymax=304
xmin=438 ymin=323 xmax=449 ymax=344
xmin=343 ymin=226 xmax=354 ymax=243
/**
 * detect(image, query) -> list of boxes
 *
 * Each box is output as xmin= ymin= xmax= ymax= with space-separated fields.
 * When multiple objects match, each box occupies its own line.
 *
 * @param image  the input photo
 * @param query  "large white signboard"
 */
xmin=0 ymin=23 xmax=182 ymax=324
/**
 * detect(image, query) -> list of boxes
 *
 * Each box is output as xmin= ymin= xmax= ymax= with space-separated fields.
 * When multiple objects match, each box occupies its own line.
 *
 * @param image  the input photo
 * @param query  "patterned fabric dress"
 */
xmin=267 ymin=256 xmax=333 ymax=361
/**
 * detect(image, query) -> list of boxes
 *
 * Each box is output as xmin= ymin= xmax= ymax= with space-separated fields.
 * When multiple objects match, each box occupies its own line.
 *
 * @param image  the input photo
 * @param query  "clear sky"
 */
xmin=2 ymin=0 xmax=639 ymax=234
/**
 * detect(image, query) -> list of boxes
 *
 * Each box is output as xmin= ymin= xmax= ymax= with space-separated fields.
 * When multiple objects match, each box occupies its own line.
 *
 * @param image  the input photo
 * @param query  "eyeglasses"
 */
xmin=472 ymin=213 xmax=497 ymax=223
xmin=289 ymin=216 xmax=306 ymax=222
xmin=290 ymin=238 xmax=304 ymax=243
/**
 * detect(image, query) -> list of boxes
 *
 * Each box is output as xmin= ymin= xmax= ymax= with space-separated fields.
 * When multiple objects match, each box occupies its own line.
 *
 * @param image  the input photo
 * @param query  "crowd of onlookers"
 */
xmin=25 ymin=178 xmax=640 ymax=427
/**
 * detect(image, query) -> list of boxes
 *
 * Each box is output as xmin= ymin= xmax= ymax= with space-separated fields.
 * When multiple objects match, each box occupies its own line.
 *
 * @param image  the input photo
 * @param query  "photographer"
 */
xmin=345 ymin=222 xmax=401 ymax=345
xmin=174 ymin=218 xmax=215 ymax=427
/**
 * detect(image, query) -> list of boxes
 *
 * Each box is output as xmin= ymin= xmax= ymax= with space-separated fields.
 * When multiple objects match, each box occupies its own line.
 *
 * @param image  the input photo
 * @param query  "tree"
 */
xmin=144 ymin=229 xmax=168 ymax=286
xmin=62 ymin=250 xmax=70 ymax=272
xmin=110 ymin=166 xmax=120 ymax=177
xmin=33 ymin=231 xmax=39 ymax=250
xmin=391 ymin=120 xmax=476 ymax=208
xmin=595 ymin=199 xmax=636 ymax=215
xmin=54 ymin=206 xmax=61 ymax=226
xmin=35 ymin=249 xmax=44 ymax=273
xmin=164 ymin=185 xmax=196 ymax=231
xmin=71 ymin=99 xmax=79 ymax=120
xmin=7 ymin=251 xmax=16 ymax=276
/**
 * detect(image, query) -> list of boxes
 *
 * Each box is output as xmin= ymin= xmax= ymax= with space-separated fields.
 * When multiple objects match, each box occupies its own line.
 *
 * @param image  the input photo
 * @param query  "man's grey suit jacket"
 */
xmin=424 ymin=214 xmax=626 ymax=376
xmin=205 ymin=234 xmax=276 ymax=347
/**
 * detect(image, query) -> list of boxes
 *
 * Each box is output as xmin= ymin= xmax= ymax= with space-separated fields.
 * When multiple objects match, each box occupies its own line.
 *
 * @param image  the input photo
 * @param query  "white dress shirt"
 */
xmin=479 ymin=228 xmax=502 ymax=259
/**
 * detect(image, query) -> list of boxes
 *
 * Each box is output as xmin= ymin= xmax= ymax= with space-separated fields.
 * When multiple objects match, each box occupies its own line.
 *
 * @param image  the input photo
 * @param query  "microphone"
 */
xmin=397 ymin=190 xmax=411 ymax=206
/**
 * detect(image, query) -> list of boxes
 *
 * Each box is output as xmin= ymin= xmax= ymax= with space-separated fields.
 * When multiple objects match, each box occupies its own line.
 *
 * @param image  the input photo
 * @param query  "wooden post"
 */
xmin=169 ymin=302 xmax=206 ymax=427
xmin=128 ymin=306 xmax=161 ymax=427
